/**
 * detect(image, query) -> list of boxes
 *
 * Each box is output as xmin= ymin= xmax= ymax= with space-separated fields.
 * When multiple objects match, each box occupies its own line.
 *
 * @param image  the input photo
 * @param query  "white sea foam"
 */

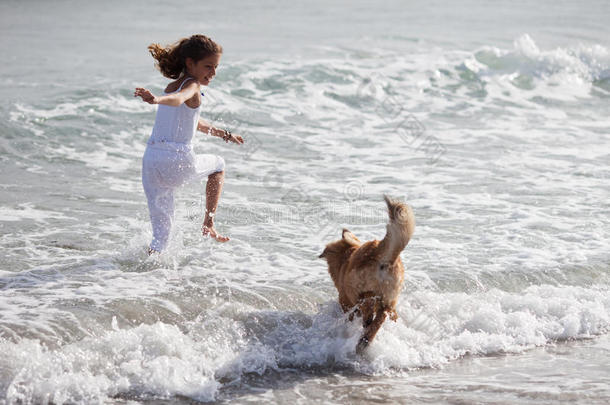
xmin=11 ymin=96 xmax=153 ymax=123
xmin=0 ymin=203 xmax=70 ymax=222
xmin=0 ymin=283 xmax=608 ymax=403
xmin=1 ymin=323 xmax=221 ymax=404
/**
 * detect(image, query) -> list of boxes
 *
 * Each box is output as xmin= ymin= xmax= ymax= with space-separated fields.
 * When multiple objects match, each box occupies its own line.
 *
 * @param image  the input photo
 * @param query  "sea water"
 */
xmin=1 ymin=0 xmax=609 ymax=403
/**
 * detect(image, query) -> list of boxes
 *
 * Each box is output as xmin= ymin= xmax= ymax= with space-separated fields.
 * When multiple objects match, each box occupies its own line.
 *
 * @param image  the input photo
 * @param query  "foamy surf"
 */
xmin=1 ymin=282 xmax=608 ymax=403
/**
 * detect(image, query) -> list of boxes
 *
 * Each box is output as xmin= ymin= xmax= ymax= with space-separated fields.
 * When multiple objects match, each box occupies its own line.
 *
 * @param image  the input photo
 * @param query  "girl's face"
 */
xmin=187 ymin=53 xmax=222 ymax=86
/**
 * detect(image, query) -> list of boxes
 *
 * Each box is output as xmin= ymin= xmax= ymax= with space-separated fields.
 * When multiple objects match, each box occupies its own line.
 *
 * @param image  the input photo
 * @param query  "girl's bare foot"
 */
xmin=202 ymin=224 xmax=230 ymax=242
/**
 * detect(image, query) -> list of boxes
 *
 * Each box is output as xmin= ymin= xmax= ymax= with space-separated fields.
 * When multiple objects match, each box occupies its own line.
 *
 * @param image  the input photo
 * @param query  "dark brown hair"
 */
xmin=148 ymin=35 xmax=223 ymax=79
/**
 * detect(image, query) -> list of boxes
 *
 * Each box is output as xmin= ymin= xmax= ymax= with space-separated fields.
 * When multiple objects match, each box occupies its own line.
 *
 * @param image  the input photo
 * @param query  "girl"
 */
xmin=135 ymin=34 xmax=243 ymax=254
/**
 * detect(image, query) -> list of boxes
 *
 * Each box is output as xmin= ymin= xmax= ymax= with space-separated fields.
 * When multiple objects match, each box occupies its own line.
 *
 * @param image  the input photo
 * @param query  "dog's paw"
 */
xmin=356 ymin=336 xmax=369 ymax=355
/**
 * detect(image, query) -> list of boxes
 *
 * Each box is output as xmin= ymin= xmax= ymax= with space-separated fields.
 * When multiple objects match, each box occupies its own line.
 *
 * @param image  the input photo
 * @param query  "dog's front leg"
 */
xmin=356 ymin=306 xmax=387 ymax=354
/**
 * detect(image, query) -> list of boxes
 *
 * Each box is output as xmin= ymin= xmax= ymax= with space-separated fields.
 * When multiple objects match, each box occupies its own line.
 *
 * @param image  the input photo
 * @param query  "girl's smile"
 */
xmin=187 ymin=53 xmax=221 ymax=86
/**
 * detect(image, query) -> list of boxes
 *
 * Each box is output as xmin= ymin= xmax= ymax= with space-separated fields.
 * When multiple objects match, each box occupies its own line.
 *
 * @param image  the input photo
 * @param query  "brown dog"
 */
xmin=319 ymin=196 xmax=415 ymax=354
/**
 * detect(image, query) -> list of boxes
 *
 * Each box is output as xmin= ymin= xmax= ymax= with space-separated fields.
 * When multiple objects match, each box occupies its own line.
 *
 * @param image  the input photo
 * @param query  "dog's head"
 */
xmin=319 ymin=228 xmax=361 ymax=265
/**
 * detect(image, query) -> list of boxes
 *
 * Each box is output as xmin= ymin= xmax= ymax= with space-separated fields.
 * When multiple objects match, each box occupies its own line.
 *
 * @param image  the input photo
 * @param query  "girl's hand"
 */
xmin=224 ymin=132 xmax=244 ymax=145
xmin=134 ymin=88 xmax=157 ymax=104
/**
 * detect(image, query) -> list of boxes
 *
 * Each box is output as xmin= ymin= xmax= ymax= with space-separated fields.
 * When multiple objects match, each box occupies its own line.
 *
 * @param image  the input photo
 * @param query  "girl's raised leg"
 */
xmin=202 ymin=171 xmax=230 ymax=242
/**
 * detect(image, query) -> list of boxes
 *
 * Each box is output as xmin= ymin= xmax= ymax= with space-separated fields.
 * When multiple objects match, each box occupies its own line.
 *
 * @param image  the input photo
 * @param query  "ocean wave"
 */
xmin=1 ymin=322 xmax=220 ymax=404
xmin=1 ymin=284 xmax=608 ymax=403
xmin=453 ymin=34 xmax=610 ymax=101
xmin=472 ymin=34 xmax=609 ymax=83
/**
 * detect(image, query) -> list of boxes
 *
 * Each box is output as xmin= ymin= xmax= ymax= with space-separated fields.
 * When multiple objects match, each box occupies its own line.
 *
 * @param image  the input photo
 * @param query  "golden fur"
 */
xmin=319 ymin=196 xmax=415 ymax=353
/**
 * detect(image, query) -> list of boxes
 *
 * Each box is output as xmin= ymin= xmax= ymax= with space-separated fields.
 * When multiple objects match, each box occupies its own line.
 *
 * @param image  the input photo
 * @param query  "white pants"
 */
xmin=142 ymin=146 xmax=225 ymax=252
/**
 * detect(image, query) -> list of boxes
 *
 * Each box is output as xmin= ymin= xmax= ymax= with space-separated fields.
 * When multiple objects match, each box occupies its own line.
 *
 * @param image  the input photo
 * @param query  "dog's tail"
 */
xmin=378 ymin=195 xmax=415 ymax=263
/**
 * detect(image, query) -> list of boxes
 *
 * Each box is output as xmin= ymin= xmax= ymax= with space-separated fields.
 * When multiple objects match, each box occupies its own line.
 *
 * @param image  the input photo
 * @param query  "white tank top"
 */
xmin=147 ymin=78 xmax=201 ymax=152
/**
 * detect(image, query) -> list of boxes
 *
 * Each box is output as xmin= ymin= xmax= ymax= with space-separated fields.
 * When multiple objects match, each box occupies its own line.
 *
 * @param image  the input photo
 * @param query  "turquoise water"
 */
xmin=1 ymin=0 xmax=609 ymax=403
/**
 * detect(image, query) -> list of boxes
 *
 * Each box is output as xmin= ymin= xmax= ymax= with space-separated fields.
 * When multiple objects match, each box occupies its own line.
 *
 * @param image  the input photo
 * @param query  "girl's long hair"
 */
xmin=148 ymin=35 xmax=222 ymax=79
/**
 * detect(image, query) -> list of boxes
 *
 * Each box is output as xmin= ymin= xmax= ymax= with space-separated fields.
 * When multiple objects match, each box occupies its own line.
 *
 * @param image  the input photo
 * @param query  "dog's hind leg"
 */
xmin=356 ymin=305 xmax=387 ymax=354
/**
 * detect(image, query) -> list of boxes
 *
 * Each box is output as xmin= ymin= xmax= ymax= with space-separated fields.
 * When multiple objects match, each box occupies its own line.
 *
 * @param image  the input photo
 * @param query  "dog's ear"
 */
xmin=342 ymin=228 xmax=360 ymax=246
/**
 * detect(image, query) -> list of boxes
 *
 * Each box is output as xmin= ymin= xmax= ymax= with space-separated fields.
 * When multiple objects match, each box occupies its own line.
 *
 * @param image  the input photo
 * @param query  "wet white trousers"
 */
xmin=142 ymin=145 xmax=225 ymax=252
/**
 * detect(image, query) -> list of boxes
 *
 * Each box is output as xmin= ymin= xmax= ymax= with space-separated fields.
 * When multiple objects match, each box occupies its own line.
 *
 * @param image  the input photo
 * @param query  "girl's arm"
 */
xmin=198 ymin=117 xmax=244 ymax=144
xmin=134 ymin=82 xmax=200 ymax=107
